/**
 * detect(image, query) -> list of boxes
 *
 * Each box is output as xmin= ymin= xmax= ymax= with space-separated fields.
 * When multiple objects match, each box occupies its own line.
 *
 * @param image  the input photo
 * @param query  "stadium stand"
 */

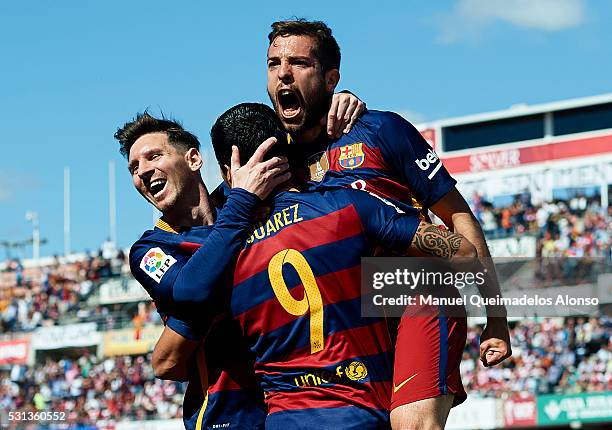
xmin=462 ymin=316 xmax=611 ymax=397
xmin=471 ymin=194 xmax=610 ymax=257
xmin=1 ymin=354 xmax=184 ymax=426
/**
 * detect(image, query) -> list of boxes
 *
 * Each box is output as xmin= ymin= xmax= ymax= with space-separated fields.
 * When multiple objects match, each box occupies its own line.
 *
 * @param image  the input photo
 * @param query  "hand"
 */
xmin=230 ymin=137 xmax=291 ymax=200
xmin=479 ymin=317 xmax=512 ymax=367
xmin=326 ymin=91 xmax=366 ymax=138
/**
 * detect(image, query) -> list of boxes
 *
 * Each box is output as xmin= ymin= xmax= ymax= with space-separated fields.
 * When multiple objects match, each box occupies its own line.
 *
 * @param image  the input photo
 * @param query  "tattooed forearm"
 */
xmin=412 ymin=223 xmax=462 ymax=259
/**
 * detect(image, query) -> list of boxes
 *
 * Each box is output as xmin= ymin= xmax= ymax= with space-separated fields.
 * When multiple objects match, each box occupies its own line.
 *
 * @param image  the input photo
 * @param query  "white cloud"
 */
xmin=437 ymin=0 xmax=585 ymax=43
xmin=0 ymin=178 xmax=16 ymax=201
xmin=0 ymin=173 xmax=40 ymax=202
xmin=397 ymin=109 xmax=427 ymax=125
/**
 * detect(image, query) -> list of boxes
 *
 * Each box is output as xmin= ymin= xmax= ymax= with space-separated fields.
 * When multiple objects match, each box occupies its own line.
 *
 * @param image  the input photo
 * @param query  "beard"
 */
xmin=269 ymin=84 xmax=332 ymax=137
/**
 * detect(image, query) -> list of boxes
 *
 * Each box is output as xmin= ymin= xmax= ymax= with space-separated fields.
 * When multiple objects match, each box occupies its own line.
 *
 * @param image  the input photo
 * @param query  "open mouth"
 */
xmin=149 ymin=179 xmax=167 ymax=198
xmin=278 ymin=89 xmax=302 ymax=120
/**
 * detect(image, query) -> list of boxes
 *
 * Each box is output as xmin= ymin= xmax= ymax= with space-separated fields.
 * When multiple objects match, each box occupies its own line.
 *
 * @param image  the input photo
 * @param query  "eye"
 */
xmin=130 ymin=164 xmax=138 ymax=175
xmin=268 ymin=59 xmax=280 ymax=69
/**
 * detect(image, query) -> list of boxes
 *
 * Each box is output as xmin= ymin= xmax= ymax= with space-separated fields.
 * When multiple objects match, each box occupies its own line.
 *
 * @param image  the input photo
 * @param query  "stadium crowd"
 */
xmin=1 ymin=354 xmax=184 ymax=427
xmin=472 ymin=194 xmax=611 ymax=259
xmin=1 ymin=196 xmax=609 ymax=334
xmin=0 ymin=317 xmax=609 ymax=425
xmin=462 ymin=316 xmax=612 ymax=397
xmin=0 ymin=196 xmax=608 ymax=334
xmin=0 ymin=249 xmax=132 ymax=333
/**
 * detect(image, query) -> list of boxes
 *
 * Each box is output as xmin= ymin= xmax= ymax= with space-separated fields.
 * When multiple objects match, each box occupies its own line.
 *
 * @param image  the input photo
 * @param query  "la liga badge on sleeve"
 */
xmin=140 ymin=247 xmax=177 ymax=283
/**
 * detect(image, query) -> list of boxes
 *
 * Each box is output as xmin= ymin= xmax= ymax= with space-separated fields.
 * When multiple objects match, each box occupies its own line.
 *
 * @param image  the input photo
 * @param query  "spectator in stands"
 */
xmin=480 ymin=204 xmax=498 ymax=234
xmin=0 ymin=353 xmax=184 ymax=426
xmin=461 ymin=316 xmax=612 ymax=397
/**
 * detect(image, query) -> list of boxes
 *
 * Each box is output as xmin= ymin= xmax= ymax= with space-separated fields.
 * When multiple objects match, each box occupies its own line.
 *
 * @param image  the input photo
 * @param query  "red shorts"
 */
xmin=390 ymin=299 xmax=467 ymax=410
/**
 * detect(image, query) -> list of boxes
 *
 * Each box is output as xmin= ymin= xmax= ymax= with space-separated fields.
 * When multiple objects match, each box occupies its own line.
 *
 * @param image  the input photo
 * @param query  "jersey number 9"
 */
xmin=268 ymin=249 xmax=324 ymax=354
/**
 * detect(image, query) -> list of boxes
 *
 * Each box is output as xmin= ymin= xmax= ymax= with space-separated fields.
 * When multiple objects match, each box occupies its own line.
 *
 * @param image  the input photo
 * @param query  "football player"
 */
xmin=265 ymin=19 xmax=511 ymax=430
xmin=205 ymin=103 xmax=479 ymax=428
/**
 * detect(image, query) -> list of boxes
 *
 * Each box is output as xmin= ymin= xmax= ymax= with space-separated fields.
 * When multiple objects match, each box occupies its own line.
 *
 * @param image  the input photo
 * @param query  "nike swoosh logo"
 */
xmin=393 ymin=373 xmax=418 ymax=393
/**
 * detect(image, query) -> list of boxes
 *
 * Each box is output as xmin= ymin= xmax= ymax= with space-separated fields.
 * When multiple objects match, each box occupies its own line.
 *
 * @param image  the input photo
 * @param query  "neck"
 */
xmin=275 ymin=180 xmax=299 ymax=193
xmin=292 ymin=123 xmax=325 ymax=144
xmin=274 ymin=167 xmax=308 ymax=193
xmin=162 ymin=180 xmax=215 ymax=229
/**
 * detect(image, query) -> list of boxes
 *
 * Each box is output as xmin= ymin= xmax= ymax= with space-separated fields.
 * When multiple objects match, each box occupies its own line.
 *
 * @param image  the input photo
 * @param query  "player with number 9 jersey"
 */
xmin=151 ymin=182 xmax=423 ymax=427
xmin=228 ymin=187 xmax=421 ymax=429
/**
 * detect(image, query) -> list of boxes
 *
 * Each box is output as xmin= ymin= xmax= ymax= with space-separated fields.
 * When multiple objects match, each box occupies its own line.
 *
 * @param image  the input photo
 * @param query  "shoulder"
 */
xmin=356 ymin=109 xmax=412 ymax=131
xmin=314 ymin=189 xmax=383 ymax=222
xmin=348 ymin=110 xmax=422 ymax=149
xmin=128 ymin=229 xmax=181 ymax=275
xmin=306 ymin=188 xmax=354 ymax=210
xmin=129 ymin=229 xmax=156 ymax=262
xmin=130 ymin=229 xmax=163 ymax=260
xmin=129 ymin=230 xmax=183 ymax=304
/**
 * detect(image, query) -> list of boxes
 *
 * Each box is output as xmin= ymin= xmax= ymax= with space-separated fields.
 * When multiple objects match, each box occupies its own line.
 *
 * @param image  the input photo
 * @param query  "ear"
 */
xmin=185 ymin=148 xmax=203 ymax=171
xmin=324 ymin=69 xmax=340 ymax=92
xmin=220 ymin=164 xmax=231 ymax=185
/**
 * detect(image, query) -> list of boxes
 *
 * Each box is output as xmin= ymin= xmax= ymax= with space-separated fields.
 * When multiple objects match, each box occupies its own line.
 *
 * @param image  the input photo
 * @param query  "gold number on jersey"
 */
xmin=268 ymin=249 xmax=324 ymax=354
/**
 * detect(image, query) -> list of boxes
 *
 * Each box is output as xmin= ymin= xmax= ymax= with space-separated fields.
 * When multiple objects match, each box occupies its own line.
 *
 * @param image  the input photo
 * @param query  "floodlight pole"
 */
xmin=109 ymin=160 xmax=117 ymax=246
xmin=25 ymin=211 xmax=40 ymax=261
xmin=64 ymin=167 xmax=71 ymax=256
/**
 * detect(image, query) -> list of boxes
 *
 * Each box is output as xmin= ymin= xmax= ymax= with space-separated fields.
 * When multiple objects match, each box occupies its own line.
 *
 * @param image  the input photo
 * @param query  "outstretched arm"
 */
xmin=353 ymin=190 xmax=512 ymax=368
xmin=407 ymin=222 xmax=476 ymax=259
xmin=431 ymin=189 xmax=511 ymax=367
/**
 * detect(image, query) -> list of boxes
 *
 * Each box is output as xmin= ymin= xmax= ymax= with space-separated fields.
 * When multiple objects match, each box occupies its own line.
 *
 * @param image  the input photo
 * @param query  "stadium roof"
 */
xmin=418 ymin=92 xmax=612 ymax=129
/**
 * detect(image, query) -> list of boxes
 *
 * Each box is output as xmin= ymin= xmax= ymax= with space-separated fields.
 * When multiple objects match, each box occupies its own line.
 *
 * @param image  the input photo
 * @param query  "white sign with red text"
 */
xmin=0 ymin=339 xmax=29 ymax=365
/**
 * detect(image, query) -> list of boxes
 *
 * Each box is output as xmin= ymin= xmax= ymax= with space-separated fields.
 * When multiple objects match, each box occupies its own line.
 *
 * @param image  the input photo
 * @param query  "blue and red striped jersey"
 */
xmin=315 ymin=110 xmax=456 ymax=213
xmin=131 ymin=186 xmax=422 ymax=428
xmin=183 ymin=318 xmax=266 ymax=430
xmin=230 ymin=188 xmax=420 ymax=428
xmin=129 ymin=188 xmax=266 ymax=430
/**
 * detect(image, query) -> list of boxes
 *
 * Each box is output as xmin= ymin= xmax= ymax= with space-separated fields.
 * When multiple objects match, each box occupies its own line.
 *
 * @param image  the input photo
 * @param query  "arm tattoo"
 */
xmin=413 ymin=223 xmax=462 ymax=259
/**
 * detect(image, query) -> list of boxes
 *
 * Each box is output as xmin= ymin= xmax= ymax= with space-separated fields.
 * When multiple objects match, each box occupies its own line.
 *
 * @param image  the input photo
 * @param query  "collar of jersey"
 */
xmin=275 ymin=187 xmax=301 ymax=198
xmin=155 ymin=218 xmax=179 ymax=234
xmin=155 ymin=218 xmax=215 ymax=235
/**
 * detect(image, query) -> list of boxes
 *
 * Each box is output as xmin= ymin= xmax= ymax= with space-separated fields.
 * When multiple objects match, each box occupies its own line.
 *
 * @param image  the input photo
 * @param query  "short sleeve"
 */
xmin=376 ymin=113 xmax=456 ymax=207
xmin=345 ymin=189 xmax=421 ymax=252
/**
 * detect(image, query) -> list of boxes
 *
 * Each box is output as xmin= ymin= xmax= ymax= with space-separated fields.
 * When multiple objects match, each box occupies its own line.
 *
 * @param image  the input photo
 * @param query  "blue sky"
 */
xmin=1 ymin=0 xmax=610 ymax=258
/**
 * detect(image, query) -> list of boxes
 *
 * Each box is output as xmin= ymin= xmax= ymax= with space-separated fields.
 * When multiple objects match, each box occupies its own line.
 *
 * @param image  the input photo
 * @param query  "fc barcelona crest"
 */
xmin=338 ymin=142 xmax=365 ymax=169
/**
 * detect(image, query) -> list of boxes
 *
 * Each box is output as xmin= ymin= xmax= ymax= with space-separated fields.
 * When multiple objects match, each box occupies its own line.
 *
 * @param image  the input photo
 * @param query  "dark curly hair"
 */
xmin=114 ymin=111 xmax=200 ymax=158
xmin=210 ymin=103 xmax=289 ymax=166
xmin=268 ymin=19 xmax=341 ymax=73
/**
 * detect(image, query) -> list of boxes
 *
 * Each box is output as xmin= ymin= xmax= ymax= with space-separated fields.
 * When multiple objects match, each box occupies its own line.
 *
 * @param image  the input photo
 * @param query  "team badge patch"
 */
xmin=306 ymin=151 xmax=329 ymax=182
xmin=139 ymin=247 xmax=176 ymax=283
xmin=345 ymin=361 xmax=368 ymax=381
xmin=338 ymin=142 xmax=365 ymax=169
